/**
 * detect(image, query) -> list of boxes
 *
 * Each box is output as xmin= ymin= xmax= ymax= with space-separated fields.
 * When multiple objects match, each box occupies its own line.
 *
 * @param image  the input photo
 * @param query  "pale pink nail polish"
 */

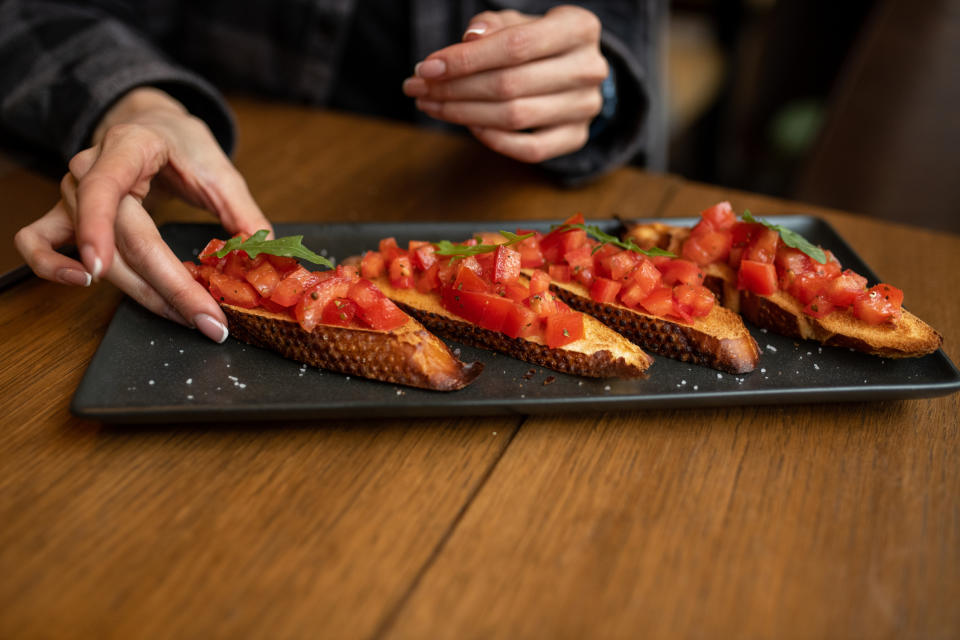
xmin=416 ymin=59 xmax=446 ymax=79
xmin=80 ymin=244 xmax=102 ymax=280
xmin=194 ymin=313 xmax=229 ymax=344
xmin=56 ymin=268 xmax=92 ymax=287
xmin=464 ymin=23 xmax=487 ymax=40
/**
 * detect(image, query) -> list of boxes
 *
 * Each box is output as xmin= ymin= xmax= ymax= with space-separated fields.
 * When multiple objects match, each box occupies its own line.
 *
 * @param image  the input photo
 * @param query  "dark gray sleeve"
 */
xmin=0 ymin=0 xmax=236 ymax=162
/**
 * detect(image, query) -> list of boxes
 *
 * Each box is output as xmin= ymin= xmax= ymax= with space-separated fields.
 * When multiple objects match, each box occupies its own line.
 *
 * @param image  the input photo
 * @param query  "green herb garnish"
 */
xmin=741 ymin=210 xmax=826 ymax=264
xmin=433 ymin=230 xmax=535 ymax=257
xmin=214 ymin=230 xmax=334 ymax=268
xmin=556 ymin=223 xmax=675 ymax=258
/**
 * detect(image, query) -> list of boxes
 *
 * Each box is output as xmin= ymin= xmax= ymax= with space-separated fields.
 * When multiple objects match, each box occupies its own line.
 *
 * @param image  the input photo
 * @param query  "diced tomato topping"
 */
xmin=619 ymin=281 xmax=649 ymax=309
xmin=787 ymin=272 xmax=831 ymax=305
xmin=491 ymin=244 xmax=521 ymax=284
xmin=744 ymin=228 xmax=780 ymax=264
xmin=502 ymin=304 xmax=540 ymax=339
xmin=320 ymin=298 xmax=359 ymax=327
xmin=803 ymin=295 xmax=835 ymax=319
xmin=528 ymin=269 xmax=551 ymax=296
xmin=411 ymin=243 xmax=437 ymax=271
xmin=453 ymin=263 xmax=490 ymax=293
xmin=222 ymin=251 xmax=254 ymax=279
xmin=389 ymin=255 xmax=415 ymax=289
xmin=544 ymin=312 xmax=583 ymax=349
xmin=378 ymin=237 xmax=404 ymax=264
xmin=346 ymin=279 xmax=408 ymax=330
xmin=516 ymin=233 xmax=545 ymax=268
xmin=244 ymin=259 xmax=282 ymax=297
xmin=605 ymin=250 xmax=638 ymax=282
xmin=294 ymin=276 xmax=352 ymax=331
xmin=499 ymin=282 xmax=530 ymax=303
xmin=673 ymin=284 xmax=715 ymax=319
xmin=416 ymin=263 xmax=441 ymax=293
xmin=360 ymin=251 xmax=386 ymax=279
xmin=659 ymin=259 xmax=704 ymax=287
xmin=853 ymin=284 xmax=903 ymax=325
xmin=564 ymin=245 xmax=594 ymax=271
xmin=548 ymin=263 xmax=571 ymax=283
xmin=640 ymin=287 xmax=676 ymax=318
xmin=266 ymin=254 xmax=300 ymax=275
xmin=700 ymin=201 xmax=736 ymax=231
xmin=209 ymin=272 xmax=260 ymax=309
xmin=682 ymin=230 xmax=732 ymax=265
xmin=775 ymin=246 xmax=812 ymax=275
xmin=589 ymin=277 xmax=622 ymax=304
xmin=198 ymin=238 xmax=226 ymax=266
xmin=270 ymin=266 xmax=322 ymax=307
xmin=824 ymin=269 xmax=868 ymax=307
xmin=738 ymin=259 xmax=778 ymax=296
xmin=573 ymin=265 xmax=595 ymax=287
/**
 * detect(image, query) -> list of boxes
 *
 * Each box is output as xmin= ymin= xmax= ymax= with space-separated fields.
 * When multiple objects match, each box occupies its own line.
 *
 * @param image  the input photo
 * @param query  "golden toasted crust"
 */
xmin=221 ymin=304 xmax=483 ymax=390
xmin=371 ymin=278 xmax=652 ymax=378
xmin=540 ymin=275 xmax=760 ymax=374
xmin=625 ymin=222 xmax=944 ymax=358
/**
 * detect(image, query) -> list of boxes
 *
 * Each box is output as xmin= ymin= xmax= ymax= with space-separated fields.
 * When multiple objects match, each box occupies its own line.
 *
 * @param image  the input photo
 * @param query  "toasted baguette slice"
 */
xmin=526 ymin=271 xmax=760 ymax=374
xmin=370 ymin=278 xmax=653 ymax=378
xmin=625 ymin=222 xmax=943 ymax=358
xmin=221 ymin=304 xmax=483 ymax=390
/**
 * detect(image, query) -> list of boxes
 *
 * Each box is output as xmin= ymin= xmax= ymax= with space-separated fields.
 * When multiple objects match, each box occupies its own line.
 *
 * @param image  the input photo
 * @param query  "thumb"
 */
xmin=462 ymin=9 xmax=534 ymax=42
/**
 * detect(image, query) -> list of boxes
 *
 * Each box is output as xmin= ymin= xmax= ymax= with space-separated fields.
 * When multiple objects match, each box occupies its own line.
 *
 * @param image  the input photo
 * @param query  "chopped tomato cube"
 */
xmin=605 ymin=250 xmax=638 ymax=282
xmin=548 ymin=264 xmax=571 ymax=282
xmin=737 ymin=259 xmax=778 ymax=296
xmin=360 ymin=251 xmax=386 ymax=279
xmin=699 ymin=201 xmax=736 ymax=231
xmin=681 ymin=230 xmax=732 ymax=265
xmin=824 ymin=269 xmax=868 ymax=307
xmin=544 ymin=312 xmax=583 ymax=349
xmin=563 ymin=245 xmax=594 ymax=271
xmin=589 ymin=277 xmax=622 ymax=304
xmin=416 ymin=263 xmax=441 ymax=293
xmin=640 ymin=286 xmax=676 ymax=318
xmin=775 ymin=246 xmax=812 ymax=275
xmin=528 ymin=269 xmax=551 ymax=296
xmin=517 ymin=234 xmax=545 ymax=268
xmin=389 ymin=255 xmax=414 ymax=289
xmin=346 ymin=279 xmax=408 ymax=330
xmin=673 ymin=284 xmax=715 ymax=318
xmin=198 ymin=238 xmax=226 ymax=266
xmin=502 ymin=304 xmax=540 ymax=339
xmin=853 ymin=284 xmax=903 ymax=325
xmin=244 ymin=260 xmax=282 ymax=297
xmin=411 ymin=243 xmax=438 ymax=271
xmin=320 ymin=298 xmax=359 ymax=327
xmin=222 ymin=251 xmax=253 ymax=279
xmin=294 ymin=276 xmax=352 ymax=331
xmin=453 ymin=263 xmax=490 ymax=293
xmin=378 ymin=237 xmax=404 ymax=264
xmin=744 ymin=228 xmax=780 ymax=264
xmin=270 ymin=266 xmax=322 ymax=307
xmin=804 ymin=295 xmax=835 ymax=318
xmin=209 ymin=272 xmax=260 ymax=308
xmin=573 ymin=265 xmax=595 ymax=287
xmin=499 ymin=282 xmax=530 ymax=302
xmin=266 ymin=254 xmax=300 ymax=275
xmin=659 ymin=259 xmax=704 ymax=287
xmin=492 ymin=244 xmax=521 ymax=284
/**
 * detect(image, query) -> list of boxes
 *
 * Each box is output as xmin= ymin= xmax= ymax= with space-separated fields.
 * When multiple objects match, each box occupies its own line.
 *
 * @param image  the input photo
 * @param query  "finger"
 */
xmin=189 ymin=159 xmax=273 ymax=239
xmin=405 ymin=46 xmax=607 ymax=101
xmin=73 ymin=126 xmax=168 ymax=279
xmin=416 ymin=86 xmax=602 ymax=131
xmin=469 ymin=122 xmax=591 ymax=164
xmin=462 ymin=9 xmax=532 ymax=42
xmin=415 ymin=6 xmax=601 ymax=79
xmin=14 ymin=203 xmax=92 ymax=286
xmin=111 ymin=195 xmax=230 ymax=342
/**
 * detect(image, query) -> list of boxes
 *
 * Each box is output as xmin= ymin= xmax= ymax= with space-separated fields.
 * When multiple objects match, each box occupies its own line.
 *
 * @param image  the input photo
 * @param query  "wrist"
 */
xmin=92 ymin=87 xmax=188 ymax=145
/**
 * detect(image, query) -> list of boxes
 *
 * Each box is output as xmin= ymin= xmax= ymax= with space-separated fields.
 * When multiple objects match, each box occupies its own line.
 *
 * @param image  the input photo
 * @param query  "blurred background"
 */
xmin=664 ymin=0 xmax=960 ymax=233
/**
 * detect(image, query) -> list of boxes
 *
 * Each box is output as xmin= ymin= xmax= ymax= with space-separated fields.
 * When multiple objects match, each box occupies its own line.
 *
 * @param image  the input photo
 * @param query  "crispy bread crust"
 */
xmin=542 ymin=277 xmax=760 ymax=374
xmin=371 ymin=278 xmax=653 ymax=378
xmin=221 ymin=304 xmax=483 ymax=390
xmin=625 ymin=223 xmax=943 ymax=358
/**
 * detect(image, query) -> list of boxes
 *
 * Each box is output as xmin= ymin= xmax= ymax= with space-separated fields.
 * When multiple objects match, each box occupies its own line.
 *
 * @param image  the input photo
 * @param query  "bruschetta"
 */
xmin=184 ymin=233 xmax=482 ymax=390
xmin=354 ymin=234 xmax=653 ymax=378
xmin=625 ymin=202 xmax=943 ymax=358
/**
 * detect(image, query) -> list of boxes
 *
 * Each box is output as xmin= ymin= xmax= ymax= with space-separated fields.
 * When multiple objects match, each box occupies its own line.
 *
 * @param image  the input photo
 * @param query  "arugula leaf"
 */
xmin=556 ymin=223 xmax=675 ymax=258
xmin=214 ymin=230 xmax=334 ymax=268
xmin=433 ymin=230 xmax=535 ymax=257
xmin=741 ymin=211 xmax=826 ymax=264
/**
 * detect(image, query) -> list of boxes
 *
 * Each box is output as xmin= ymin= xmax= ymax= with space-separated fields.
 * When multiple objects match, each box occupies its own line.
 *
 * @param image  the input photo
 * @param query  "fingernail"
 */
xmin=402 ymin=77 xmax=427 ymax=97
xmin=80 ymin=244 xmax=102 ymax=280
xmin=464 ymin=23 xmax=487 ymax=40
xmin=56 ymin=268 xmax=92 ymax=287
xmin=194 ymin=313 xmax=229 ymax=344
xmin=415 ymin=58 xmax=446 ymax=79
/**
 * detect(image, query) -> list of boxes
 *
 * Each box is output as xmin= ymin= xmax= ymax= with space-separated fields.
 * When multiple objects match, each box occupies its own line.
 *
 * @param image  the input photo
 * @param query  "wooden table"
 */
xmin=2 ymin=99 xmax=958 ymax=640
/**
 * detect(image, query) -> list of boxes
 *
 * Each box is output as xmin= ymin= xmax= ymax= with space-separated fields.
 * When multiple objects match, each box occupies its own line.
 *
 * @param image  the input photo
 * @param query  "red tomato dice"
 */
xmin=737 ymin=259 xmax=778 ymax=296
xmin=682 ymin=230 xmax=732 ymax=265
xmin=360 ymin=251 xmax=386 ymax=279
xmin=589 ymin=277 xmax=622 ymax=304
xmin=544 ymin=312 xmax=583 ymax=349
xmin=492 ymin=244 xmax=521 ymax=284
xmin=209 ymin=272 xmax=260 ymax=308
xmin=244 ymin=260 xmax=281 ymax=297
xmin=270 ymin=266 xmax=323 ymax=307
xmin=389 ymin=255 xmax=414 ymax=289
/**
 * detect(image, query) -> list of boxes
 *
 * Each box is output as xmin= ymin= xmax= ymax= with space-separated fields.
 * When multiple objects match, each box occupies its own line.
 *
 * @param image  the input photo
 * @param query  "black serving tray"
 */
xmin=71 ymin=218 xmax=960 ymax=422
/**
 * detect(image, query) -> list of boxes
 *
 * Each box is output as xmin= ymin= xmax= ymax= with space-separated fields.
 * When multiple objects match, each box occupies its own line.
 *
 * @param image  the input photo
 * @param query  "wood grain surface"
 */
xmin=1 ymin=99 xmax=958 ymax=640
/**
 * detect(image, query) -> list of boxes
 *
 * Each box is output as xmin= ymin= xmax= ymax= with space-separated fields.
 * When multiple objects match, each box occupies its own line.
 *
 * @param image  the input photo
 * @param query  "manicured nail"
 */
xmin=464 ymin=23 xmax=487 ymax=40
xmin=415 ymin=58 xmax=446 ymax=79
xmin=194 ymin=313 xmax=229 ymax=344
xmin=56 ymin=268 xmax=92 ymax=287
xmin=80 ymin=244 xmax=102 ymax=280
xmin=402 ymin=77 xmax=427 ymax=97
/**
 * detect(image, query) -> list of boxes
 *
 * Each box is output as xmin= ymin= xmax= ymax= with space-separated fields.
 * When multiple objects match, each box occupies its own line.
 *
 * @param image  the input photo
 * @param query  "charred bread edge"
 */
xmin=221 ymin=304 xmax=483 ymax=391
xmin=626 ymin=222 xmax=943 ymax=358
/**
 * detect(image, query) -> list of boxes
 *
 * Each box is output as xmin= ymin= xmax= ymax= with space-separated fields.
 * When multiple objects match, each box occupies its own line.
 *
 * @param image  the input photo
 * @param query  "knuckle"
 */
xmin=502 ymin=101 xmax=531 ymax=130
xmin=502 ymin=29 xmax=532 ymax=64
xmin=492 ymin=72 xmax=520 ymax=99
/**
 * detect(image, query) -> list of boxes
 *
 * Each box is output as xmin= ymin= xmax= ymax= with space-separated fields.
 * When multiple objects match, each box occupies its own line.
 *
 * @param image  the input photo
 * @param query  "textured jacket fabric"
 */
xmin=0 ymin=0 xmax=665 ymax=182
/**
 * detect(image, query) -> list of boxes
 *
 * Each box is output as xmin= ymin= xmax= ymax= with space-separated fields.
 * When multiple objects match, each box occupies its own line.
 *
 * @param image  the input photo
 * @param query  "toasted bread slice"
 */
xmin=221 ymin=304 xmax=483 ymax=390
xmin=625 ymin=222 xmax=943 ymax=358
xmin=529 ymin=272 xmax=760 ymax=374
xmin=370 ymin=278 xmax=653 ymax=378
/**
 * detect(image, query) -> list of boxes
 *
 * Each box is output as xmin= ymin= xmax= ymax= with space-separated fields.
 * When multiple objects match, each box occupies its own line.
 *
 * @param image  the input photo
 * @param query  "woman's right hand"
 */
xmin=14 ymin=87 xmax=272 ymax=342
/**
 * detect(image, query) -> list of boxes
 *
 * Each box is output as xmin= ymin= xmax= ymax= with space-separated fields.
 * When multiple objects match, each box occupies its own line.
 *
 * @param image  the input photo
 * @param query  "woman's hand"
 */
xmin=14 ymin=87 xmax=272 ymax=342
xmin=402 ymin=5 xmax=609 ymax=164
